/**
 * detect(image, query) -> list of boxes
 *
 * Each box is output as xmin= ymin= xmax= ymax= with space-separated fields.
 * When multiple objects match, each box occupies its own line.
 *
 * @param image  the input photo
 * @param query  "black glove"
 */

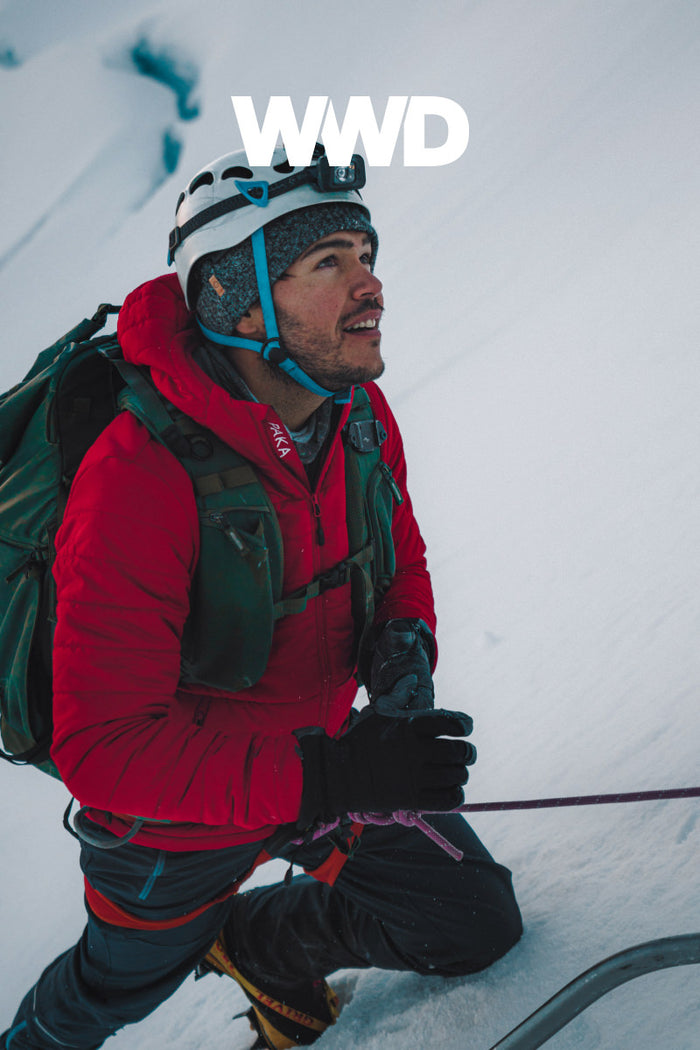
xmin=366 ymin=617 xmax=436 ymax=714
xmin=295 ymin=708 xmax=476 ymax=827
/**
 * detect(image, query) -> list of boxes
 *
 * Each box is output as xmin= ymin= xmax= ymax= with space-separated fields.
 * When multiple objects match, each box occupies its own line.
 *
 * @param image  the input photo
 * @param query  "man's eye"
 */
xmin=317 ymin=255 xmax=337 ymax=269
xmin=360 ymin=252 xmax=373 ymax=265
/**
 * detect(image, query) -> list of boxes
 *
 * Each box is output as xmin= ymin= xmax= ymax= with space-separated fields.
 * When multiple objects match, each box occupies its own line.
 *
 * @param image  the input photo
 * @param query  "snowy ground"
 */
xmin=1 ymin=1 xmax=699 ymax=1047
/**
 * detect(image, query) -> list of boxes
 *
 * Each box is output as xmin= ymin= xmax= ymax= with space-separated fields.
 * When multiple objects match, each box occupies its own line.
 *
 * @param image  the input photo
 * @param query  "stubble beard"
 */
xmin=269 ymin=304 xmax=386 ymax=393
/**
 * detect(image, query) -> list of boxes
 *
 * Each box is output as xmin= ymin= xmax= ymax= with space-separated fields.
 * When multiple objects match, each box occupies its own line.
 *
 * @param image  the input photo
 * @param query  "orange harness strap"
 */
xmin=84 ymin=823 xmax=364 ymax=931
xmin=302 ymin=821 xmax=364 ymax=886
xmin=84 ymin=850 xmax=272 ymax=931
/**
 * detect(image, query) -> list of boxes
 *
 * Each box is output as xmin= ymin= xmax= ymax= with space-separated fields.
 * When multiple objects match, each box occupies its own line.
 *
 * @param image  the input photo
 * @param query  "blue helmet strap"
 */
xmin=196 ymin=227 xmax=351 ymax=403
xmin=250 ymin=226 xmax=280 ymax=350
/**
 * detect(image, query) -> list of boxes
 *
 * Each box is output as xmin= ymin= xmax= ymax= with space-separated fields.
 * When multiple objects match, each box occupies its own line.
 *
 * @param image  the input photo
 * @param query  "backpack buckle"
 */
xmin=346 ymin=419 xmax=387 ymax=453
xmin=317 ymin=561 xmax=351 ymax=594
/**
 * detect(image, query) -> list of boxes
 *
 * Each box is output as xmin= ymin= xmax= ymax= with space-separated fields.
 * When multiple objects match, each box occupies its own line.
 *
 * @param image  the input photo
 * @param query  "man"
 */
xmin=2 ymin=147 xmax=521 ymax=1049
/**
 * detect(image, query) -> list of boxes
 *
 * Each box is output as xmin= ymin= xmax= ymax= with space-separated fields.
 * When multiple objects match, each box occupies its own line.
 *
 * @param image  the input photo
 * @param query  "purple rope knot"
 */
xmin=347 ymin=810 xmax=401 ymax=826
xmin=349 ymin=810 xmax=465 ymax=861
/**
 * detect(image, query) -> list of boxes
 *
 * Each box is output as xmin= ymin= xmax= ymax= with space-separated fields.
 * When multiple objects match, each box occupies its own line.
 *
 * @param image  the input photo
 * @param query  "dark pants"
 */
xmin=3 ymin=816 xmax=522 ymax=1049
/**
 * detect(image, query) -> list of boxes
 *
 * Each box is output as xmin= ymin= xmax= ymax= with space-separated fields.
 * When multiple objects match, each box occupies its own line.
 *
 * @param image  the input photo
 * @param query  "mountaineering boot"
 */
xmin=199 ymin=936 xmax=339 ymax=1048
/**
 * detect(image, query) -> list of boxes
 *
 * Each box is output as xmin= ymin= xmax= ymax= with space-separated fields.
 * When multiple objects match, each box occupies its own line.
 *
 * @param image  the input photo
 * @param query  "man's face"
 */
xmin=270 ymin=229 xmax=385 ymax=392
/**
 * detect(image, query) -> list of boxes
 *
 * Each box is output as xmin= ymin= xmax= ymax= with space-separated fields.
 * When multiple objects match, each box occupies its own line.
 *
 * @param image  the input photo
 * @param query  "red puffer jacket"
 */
xmin=50 ymin=274 xmax=436 ymax=850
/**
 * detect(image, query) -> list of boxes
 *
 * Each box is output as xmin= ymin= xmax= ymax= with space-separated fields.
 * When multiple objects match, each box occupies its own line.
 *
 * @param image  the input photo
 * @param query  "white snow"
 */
xmin=1 ymin=2 xmax=699 ymax=1048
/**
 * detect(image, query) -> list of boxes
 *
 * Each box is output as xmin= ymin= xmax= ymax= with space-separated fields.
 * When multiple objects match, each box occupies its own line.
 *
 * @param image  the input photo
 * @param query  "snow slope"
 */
xmin=1 ymin=1 xmax=699 ymax=1047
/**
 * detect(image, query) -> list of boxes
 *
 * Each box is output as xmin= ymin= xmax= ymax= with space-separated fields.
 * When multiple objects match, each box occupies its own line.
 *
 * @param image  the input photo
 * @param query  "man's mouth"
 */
xmin=343 ymin=308 xmax=382 ymax=334
xmin=345 ymin=318 xmax=379 ymax=331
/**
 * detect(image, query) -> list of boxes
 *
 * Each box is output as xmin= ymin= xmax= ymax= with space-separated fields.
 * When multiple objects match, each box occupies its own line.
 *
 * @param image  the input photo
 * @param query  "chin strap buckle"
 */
xmin=261 ymin=339 xmax=286 ymax=364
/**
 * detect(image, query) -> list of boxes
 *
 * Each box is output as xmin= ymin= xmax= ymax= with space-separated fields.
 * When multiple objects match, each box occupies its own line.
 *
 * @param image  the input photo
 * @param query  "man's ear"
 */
xmin=235 ymin=303 xmax=266 ymax=340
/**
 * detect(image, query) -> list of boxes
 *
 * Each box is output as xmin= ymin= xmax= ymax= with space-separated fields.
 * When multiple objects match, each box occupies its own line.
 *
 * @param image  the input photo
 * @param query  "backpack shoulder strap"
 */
xmin=107 ymin=349 xmax=285 ymax=691
xmin=340 ymin=386 xmax=404 ymax=672
xmin=343 ymin=385 xmax=402 ymax=578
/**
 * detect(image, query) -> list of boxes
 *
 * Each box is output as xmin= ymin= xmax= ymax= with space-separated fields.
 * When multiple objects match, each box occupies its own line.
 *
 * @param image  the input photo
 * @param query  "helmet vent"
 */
xmin=222 ymin=165 xmax=253 ymax=180
xmin=175 ymin=191 xmax=186 ymax=213
xmin=272 ymin=160 xmax=295 ymax=174
xmin=189 ymin=171 xmax=214 ymax=194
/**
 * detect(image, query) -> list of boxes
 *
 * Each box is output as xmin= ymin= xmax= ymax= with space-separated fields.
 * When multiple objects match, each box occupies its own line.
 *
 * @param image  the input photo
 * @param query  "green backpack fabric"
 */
xmin=0 ymin=305 xmax=400 ymax=779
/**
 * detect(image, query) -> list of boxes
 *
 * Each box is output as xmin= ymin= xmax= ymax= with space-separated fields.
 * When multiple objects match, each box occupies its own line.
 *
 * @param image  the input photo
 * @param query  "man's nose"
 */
xmin=352 ymin=265 xmax=383 ymax=299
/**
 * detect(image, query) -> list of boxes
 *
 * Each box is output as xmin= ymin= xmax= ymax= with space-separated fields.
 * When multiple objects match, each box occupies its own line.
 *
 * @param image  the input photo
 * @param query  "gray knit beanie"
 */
xmin=192 ymin=203 xmax=378 ymax=336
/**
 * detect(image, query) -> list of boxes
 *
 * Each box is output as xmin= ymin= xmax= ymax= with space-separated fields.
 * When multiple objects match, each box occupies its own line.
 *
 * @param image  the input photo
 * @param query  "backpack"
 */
xmin=0 ymin=305 xmax=401 ymax=779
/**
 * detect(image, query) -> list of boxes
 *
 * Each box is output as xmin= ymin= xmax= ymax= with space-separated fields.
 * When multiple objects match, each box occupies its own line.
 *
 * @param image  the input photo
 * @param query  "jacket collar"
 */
xmin=117 ymin=273 xmax=355 ymax=483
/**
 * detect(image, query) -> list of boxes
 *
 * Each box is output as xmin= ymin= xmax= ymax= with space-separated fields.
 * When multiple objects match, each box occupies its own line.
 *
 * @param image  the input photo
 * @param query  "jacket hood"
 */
xmin=117 ymin=273 xmax=220 ymax=426
xmin=117 ymin=274 xmax=294 ymax=473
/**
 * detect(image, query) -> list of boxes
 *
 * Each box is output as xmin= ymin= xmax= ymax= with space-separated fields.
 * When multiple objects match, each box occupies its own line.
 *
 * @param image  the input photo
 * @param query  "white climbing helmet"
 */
xmin=168 ymin=145 xmax=368 ymax=307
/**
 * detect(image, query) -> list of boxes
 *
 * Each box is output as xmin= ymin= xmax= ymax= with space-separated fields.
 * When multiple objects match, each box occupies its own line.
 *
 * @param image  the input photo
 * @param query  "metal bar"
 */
xmin=489 ymin=933 xmax=700 ymax=1050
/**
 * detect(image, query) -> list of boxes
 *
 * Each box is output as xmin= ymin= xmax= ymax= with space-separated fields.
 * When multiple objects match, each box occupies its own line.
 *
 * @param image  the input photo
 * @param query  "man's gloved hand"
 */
xmin=295 ymin=708 xmax=476 ymax=827
xmin=367 ymin=618 xmax=436 ymax=714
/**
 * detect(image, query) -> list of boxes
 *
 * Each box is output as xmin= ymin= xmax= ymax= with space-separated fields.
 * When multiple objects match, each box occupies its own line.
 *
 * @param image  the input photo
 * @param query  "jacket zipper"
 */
xmin=290 ymin=404 xmax=353 ymax=723
xmin=311 ymin=494 xmax=325 ymax=546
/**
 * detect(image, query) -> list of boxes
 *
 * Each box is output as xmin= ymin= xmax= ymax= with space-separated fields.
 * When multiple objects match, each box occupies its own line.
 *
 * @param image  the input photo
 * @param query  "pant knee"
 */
xmin=428 ymin=886 xmax=523 ymax=977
